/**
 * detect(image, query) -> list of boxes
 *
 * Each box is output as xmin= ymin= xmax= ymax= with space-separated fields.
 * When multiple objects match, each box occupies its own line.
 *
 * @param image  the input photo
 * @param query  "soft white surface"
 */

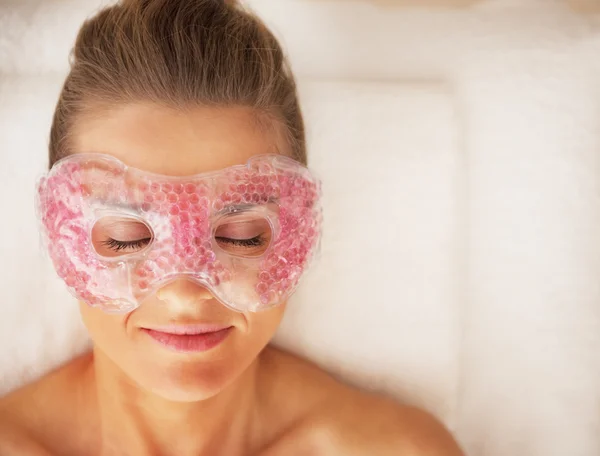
xmin=282 ymin=81 xmax=463 ymax=424
xmin=1 ymin=1 xmax=600 ymax=456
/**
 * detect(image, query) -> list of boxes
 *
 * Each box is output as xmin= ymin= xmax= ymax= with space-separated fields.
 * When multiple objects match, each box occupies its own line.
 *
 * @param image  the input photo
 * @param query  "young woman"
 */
xmin=0 ymin=1 xmax=465 ymax=454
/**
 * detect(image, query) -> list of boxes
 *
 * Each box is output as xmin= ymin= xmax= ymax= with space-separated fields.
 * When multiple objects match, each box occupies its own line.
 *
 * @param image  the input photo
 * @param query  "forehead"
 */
xmin=72 ymin=103 xmax=283 ymax=176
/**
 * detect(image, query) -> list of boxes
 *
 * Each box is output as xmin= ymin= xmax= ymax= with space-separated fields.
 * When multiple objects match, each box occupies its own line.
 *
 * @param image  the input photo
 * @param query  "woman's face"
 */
xmin=73 ymin=103 xmax=287 ymax=401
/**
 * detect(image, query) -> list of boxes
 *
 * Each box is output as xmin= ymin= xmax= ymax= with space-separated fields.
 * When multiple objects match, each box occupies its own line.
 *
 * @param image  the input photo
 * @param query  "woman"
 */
xmin=0 ymin=1 xmax=465 ymax=454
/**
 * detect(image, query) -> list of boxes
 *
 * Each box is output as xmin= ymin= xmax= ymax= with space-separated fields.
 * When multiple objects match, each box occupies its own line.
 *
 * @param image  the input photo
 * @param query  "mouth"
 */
xmin=140 ymin=324 xmax=233 ymax=353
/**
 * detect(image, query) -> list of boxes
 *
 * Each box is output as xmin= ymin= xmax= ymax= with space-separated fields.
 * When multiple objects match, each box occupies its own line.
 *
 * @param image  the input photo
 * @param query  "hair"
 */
xmin=48 ymin=0 xmax=306 ymax=168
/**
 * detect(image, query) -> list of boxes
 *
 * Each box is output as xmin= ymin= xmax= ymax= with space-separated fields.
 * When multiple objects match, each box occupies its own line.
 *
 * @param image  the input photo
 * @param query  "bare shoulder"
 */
xmin=0 ymin=352 xmax=94 ymax=456
xmin=0 ymin=418 xmax=54 ymax=456
xmin=314 ymin=392 xmax=465 ymax=456
xmin=0 ymin=379 xmax=55 ymax=455
xmin=259 ymin=347 xmax=464 ymax=456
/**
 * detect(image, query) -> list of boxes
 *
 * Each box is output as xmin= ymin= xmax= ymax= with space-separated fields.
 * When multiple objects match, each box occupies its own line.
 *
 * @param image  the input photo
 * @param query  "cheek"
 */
xmin=243 ymin=301 xmax=287 ymax=347
xmin=78 ymin=302 xmax=132 ymax=356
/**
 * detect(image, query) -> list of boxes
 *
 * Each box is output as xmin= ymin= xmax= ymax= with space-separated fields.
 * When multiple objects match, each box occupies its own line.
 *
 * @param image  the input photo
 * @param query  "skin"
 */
xmin=0 ymin=103 xmax=465 ymax=456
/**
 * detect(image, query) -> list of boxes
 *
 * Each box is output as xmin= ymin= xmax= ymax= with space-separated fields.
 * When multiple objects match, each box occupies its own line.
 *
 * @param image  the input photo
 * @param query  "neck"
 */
xmin=90 ymin=347 xmax=260 ymax=456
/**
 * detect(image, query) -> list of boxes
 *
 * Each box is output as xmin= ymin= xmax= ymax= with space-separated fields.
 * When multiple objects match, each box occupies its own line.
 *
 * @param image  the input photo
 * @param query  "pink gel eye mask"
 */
xmin=36 ymin=153 xmax=322 ymax=313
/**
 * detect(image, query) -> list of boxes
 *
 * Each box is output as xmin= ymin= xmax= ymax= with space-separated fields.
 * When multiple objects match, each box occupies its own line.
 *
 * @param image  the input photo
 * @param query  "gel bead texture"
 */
xmin=36 ymin=154 xmax=322 ymax=313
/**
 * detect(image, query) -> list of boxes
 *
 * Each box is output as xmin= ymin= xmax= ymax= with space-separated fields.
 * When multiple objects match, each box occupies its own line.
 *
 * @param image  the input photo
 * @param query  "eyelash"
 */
xmin=102 ymin=234 xmax=266 ymax=252
xmin=215 ymin=234 xmax=265 ymax=247
xmin=102 ymin=238 xmax=151 ymax=252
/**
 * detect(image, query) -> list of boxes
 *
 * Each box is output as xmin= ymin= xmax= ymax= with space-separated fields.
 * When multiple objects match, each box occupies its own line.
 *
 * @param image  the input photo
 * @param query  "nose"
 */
xmin=155 ymin=278 xmax=214 ymax=309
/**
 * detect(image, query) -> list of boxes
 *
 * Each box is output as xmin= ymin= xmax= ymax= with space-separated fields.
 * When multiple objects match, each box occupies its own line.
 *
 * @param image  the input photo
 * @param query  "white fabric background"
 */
xmin=1 ymin=1 xmax=600 ymax=455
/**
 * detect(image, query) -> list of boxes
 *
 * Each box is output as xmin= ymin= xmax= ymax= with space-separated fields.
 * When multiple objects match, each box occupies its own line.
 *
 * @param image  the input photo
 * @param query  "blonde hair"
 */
xmin=49 ymin=0 xmax=306 ymax=167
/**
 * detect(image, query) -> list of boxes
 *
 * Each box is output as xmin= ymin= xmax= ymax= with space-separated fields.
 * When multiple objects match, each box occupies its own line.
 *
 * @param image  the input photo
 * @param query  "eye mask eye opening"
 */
xmin=91 ymin=212 xmax=155 ymax=260
xmin=211 ymin=207 xmax=277 ymax=259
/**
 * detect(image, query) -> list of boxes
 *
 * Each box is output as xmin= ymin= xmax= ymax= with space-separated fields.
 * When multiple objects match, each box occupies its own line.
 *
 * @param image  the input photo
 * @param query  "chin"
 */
xmin=131 ymin=352 xmax=249 ymax=402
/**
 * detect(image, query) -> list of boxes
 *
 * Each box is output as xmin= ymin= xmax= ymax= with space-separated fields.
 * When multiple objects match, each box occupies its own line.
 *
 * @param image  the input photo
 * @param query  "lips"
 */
xmin=141 ymin=324 xmax=233 ymax=353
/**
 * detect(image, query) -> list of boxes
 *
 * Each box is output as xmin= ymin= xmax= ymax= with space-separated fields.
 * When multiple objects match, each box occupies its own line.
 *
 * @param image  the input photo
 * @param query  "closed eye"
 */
xmin=214 ymin=216 xmax=272 ymax=257
xmin=92 ymin=215 xmax=153 ymax=257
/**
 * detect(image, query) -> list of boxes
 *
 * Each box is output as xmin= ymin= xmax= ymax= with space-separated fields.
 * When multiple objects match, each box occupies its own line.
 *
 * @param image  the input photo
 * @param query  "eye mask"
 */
xmin=36 ymin=153 xmax=322 ymax=313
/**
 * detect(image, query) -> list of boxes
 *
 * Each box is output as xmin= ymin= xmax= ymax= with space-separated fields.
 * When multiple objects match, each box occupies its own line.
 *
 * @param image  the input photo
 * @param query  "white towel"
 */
xmin=2 ymin=1 xmax=600 ymax=455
